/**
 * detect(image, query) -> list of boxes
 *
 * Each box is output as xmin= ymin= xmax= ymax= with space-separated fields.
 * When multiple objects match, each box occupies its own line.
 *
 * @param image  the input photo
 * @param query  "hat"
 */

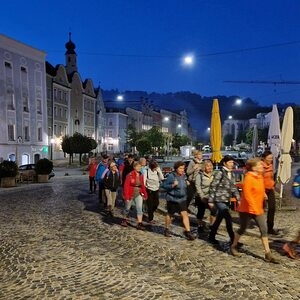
xmin=221 ymin=155 xmax=235 ymax=165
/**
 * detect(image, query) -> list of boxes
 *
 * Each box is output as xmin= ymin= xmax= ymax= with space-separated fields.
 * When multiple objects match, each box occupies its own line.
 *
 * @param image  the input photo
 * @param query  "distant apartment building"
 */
xmin=46 ymin=34 xmax=105 ymax=158
xmin=0 ymin=34 xmax=48 ymax=164
xmin=105 ymin=109 xmax=128 ymax=153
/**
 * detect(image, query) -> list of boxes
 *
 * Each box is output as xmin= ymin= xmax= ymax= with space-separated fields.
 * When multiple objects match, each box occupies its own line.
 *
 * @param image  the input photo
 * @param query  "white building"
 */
xmin=105 ymin=109 xmax=128 ymax=153
xmin=0 ymin=34 xmax=48 ymax=164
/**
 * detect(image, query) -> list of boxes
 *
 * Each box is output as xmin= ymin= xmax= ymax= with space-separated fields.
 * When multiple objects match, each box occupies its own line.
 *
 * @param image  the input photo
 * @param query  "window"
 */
xmin=64 ymin=109 xmax=67 ymax=119
xmin=108 ymin=130 xmax=113 ymax=138
xmin=5 ymin=61 xmax=12 ymax=68
xmin=58 ymin=90 xmax=62 ymax=100
xmin=37 ymin=127 xmax=42 ymax=141
xmin=21 ymin=66 xmax=27 ymax=73
xmin=37 ymin=99 xmax=42 ymax=114
xmin=24 ymin=126 xmax=30 ymax=141
xmin=54 ymin=106 xmax=57 ymax=117
xmin=7 ymin=91 xmax=15 ymax=110
xmin=108 ymin=118 xmax=113 ymax=126
xmin=59 ymin=125 xmax=62 ymax=136
xmin=54 ymin=125 xmax=57 ymax=135
xmin=108 ymin=144 xmax=113 ymax=151
xmin=54 ymin=89 xmax=57 ymax=100
xmin=8 ymin=124 xmax=15 ymax=141
xmin=23 ymin=97 xmax=29 ymax=112
xmin=59 ymin=108 xmax=62 ymax=117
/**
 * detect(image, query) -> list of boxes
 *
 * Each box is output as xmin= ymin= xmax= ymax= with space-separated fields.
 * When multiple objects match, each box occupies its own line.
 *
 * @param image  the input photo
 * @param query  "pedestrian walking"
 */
xmin=230 ymin=158 xmax=279 ymax=263
xmin=121 ymin=161 xmax=148 ymax=230
xmin=144 ymin=160 xmax=164 ymax=224
xmin=88 ymin=157 xmax=97 ymax=194
xmin=283 ymin=231 xmax=300 ymax=259
xmin=95 ymin=154 xmax=109 ymax=206
xmin=195 ymin=159 xmax=217 ymax=234
xmin=163 ymin=161 xmax=195 ymax=240
xmin=139 ymin=157 xmax=147 ymax=175
xmin=208 ymin=155 xmax=240 ymax=245
xmin=186 ymin=150 xmax=203 ymax=208
xmin=262 ymin=150 xmax=279 ymax=235
xmin=103 ymin=161 xmax=121 ymax=217
xmin=121 ymin=154 xmax=134 ymax=186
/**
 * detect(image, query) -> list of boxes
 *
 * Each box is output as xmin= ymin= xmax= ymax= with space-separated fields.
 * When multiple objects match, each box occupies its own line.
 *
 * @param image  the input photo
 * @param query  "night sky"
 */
xmin=2 ymin=0 xmax=300 ymax=126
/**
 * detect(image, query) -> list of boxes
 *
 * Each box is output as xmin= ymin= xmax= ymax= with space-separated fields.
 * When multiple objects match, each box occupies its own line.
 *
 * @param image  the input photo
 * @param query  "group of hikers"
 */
xmin=87 ymin=150 xmax=300 ymax=263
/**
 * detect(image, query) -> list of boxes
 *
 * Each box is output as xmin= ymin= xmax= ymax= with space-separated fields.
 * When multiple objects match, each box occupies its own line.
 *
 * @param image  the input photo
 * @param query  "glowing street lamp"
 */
xmin=235 ymin=99 xmax=242 ymax=105
xmin=177 ymin=124 xmax=182 ymax=128
xmin=116 ymin=95 xmax=124 ymax=101
xmin=207 ymin=127 xmax=211 ymax=131
xmin=164 ymin=116 xmax=169 ymax=122
xmin=228 ymin=115 xmax=233 ymax=120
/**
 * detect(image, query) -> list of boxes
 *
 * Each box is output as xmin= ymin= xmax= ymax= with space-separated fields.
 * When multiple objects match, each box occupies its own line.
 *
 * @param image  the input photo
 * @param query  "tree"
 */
xmin=172 ymin=134 xmax=191 ymax=150
xmin=126 ymin=124 xmax=139 ymax=149
xmin=223 ymin=134 xmax=234 ymax=146
xmin=245 ymin=127 xmax=268 ymax=145
xmin=136 ymin=138 xmax=152 ymax=155
xmin=236 ymin=131 xmax=246 ymax=144
xmin=146 ymin=126 xmax=165 ymax=149
xmin=62 ymin=135 xmax=73 ymax=165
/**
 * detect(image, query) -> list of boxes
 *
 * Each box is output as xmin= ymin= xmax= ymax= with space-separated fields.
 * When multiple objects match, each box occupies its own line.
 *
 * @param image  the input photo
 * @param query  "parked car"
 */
xmin=18 ymin=164 xmax=55 ymax=180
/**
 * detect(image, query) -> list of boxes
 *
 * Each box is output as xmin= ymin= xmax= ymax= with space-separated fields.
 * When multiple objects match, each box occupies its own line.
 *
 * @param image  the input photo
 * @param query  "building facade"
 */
xmin=0 ymin=34 xmax=48 ymax=164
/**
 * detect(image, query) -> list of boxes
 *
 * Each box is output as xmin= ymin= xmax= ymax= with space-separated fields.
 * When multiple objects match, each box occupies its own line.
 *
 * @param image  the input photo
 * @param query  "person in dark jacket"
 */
xmin=103 ymin=162 xmax=121 ymax=217
xmin=208 ymin=155 xmax=240 ymax=245
xmin=163 ymin=161 xmax=195 ymax=240
xmin=95 ymin=154 xmax=109 ymax=205
xmin=121 ymin=154 xmax=134 ymax=186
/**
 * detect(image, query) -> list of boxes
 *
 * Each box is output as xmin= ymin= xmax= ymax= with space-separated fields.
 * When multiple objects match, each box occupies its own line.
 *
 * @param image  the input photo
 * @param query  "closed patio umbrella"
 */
xmin=268 ymin=104 xmax=281 ymax=167
xmin=277 ymin=106 xmax=294 ymax=207
xmin=210 ymin=98 xmax=222 ymax=163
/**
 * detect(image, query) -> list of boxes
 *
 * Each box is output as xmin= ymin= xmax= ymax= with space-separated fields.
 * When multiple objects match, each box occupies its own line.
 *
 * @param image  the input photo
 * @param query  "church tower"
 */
xmin=65 ymin=32 xmax=77 ymax=75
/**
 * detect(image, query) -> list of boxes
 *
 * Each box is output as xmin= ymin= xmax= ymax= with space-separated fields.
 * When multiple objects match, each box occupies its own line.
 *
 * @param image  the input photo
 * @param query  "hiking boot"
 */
xmin=265 ymin=252 xmax=279 ymax=264
xmin=164 ymin=228 xmax=171 ymax=237
xmin=230 ymin=245 xmax=242 ymax=257
xmin=120 ymin=219 xmax=128 ymax=227
xmin=283 ymin=243 xmax=298 ymax=259
xmin=137 ymin=223 xmax=145 ymax=230
xmin=184 ymin=231 xmax=196 ymax=241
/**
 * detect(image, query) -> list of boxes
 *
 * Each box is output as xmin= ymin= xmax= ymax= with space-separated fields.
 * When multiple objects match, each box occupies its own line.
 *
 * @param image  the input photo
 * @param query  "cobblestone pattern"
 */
xmin=0 ymin=176 xmax=300 ymax=299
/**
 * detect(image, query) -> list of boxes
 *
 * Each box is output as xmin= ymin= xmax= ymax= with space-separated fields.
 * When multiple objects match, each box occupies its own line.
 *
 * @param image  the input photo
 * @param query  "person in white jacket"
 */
xmin=144 ymin=160 xmax=164 ymax=224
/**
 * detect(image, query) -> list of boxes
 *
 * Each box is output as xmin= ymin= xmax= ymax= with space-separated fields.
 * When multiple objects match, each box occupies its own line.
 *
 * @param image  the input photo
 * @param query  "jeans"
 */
xmin=123 ymin=195 xmax=143 ymax=217
xmin=196 ymin=197 xmax=217 ymax=220
xmin=146 ymin=189 xmax=159 ymax=221
xmin=89 ymin=176 xmax=96 ymax=192
xmin=209 ymin=202 xmax=234 ymax=242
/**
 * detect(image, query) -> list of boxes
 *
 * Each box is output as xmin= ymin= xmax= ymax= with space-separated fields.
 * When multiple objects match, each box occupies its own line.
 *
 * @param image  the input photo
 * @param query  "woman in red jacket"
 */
xmin=121 ymin=161 xmax=148 ymax=230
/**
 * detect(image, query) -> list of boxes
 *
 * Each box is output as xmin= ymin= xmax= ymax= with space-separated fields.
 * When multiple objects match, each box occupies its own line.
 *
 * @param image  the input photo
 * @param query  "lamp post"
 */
xmin=16 ymin=136 xmax=23 ymax=166
xmin=50 ymin=138 xmax=55 ymax=160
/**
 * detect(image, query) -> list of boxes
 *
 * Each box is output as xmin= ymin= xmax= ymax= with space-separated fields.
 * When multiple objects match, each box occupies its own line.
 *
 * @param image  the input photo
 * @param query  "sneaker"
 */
xmin=120 ymin=219 xmax=128 ymax=227
xmin=184 ymin=231 xmax=196 ymax=241
xmin=268 ymin=229 xmax=280 ymax=236
xmin=137 ymin=223 xmax=145 ymax=230
xmin=283 ymin=243 xmax=298 ymax=259
xmin=265 ymin=252 xmax=279 ymax=264
xmin=164 ymin=228 xmax=171 ymax=237
xmin=230 ymin=245 xmax=242 ymax=257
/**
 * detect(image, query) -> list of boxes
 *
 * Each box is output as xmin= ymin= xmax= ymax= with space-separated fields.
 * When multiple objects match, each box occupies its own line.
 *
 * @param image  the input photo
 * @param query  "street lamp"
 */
xmin=50 ymin=138 xmax=55 ymax=160
xmin=207 ymin=127 xmax=211 ymax=131
xmin=228 ymin=115 xmax=233 ymax=120
xmin=235 ymin=99 xmax=242 ymax=105
xmin=116 ymin=95 xmax=124 ymax=101
xmin=164 ymin=116 xmax=169 ymax=122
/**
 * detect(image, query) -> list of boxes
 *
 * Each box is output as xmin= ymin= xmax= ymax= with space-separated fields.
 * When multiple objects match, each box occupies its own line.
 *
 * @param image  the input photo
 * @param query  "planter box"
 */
xmin=1 ymin=177 xmax=16 ymax=188
xmin=37 ymin=174 xmax=49 ymax=183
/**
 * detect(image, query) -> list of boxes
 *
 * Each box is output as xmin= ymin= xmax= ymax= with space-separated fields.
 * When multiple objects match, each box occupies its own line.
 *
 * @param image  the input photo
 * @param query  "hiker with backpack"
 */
xmin=95 ymin=154 xmax=109 ymax=206
xmin=144 ymin=160 xmax=164 ymax=224
xmin=163 ymin=161 xmax=195 ymax=240
xmin=208 ymin=155 xmax=240 ymax=245
xmin=103 ymin=161 xmax=121 ymax=217
xmin=195 ymin=159 xmax=217 ymax=235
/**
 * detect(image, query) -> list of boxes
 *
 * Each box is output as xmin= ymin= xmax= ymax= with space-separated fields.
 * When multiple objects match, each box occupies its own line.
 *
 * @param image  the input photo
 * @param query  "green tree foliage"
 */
xmin=245 ymin=127 xmax=268 ymax=145
xmin=126 ymin=124 xmax=139 ymax=149
xmin=145 ymin=126 xmax=165 ymax=149
xmin=172 ymin=134 xmax=191 ymax=150
xmin=136 ymin=138 xmax=152 ymax=155
xmin=236 ymin=131 xmax=246 ymax=144
xmin=61 ymin=133 xmax=97 ymax=165
xmin=223 ymin=134 xmax=234 ymax=146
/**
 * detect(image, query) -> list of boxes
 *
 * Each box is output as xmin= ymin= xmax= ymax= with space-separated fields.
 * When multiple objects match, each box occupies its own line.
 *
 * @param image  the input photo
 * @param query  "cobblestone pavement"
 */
xmin=1 ymin=175 xmax=300 ymax=300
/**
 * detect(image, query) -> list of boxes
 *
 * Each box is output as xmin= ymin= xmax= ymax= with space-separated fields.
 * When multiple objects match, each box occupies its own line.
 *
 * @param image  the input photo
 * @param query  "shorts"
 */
xmin=166 ymin=201 xmax=187 ymax=216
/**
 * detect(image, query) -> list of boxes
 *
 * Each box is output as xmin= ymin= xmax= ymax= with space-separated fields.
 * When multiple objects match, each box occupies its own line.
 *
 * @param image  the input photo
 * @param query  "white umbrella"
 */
xmin=252 ymin=124 xmax=258 ymax=157
xmin=268 ymin=104 xmax=281 ymax=166
xmin=277 ymin=106 xmax=294 ymax=207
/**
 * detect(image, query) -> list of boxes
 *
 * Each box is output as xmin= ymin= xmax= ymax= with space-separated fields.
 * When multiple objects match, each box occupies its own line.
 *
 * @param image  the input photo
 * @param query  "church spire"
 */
xmin=65 ymin=32 xmax=77 ymax=74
